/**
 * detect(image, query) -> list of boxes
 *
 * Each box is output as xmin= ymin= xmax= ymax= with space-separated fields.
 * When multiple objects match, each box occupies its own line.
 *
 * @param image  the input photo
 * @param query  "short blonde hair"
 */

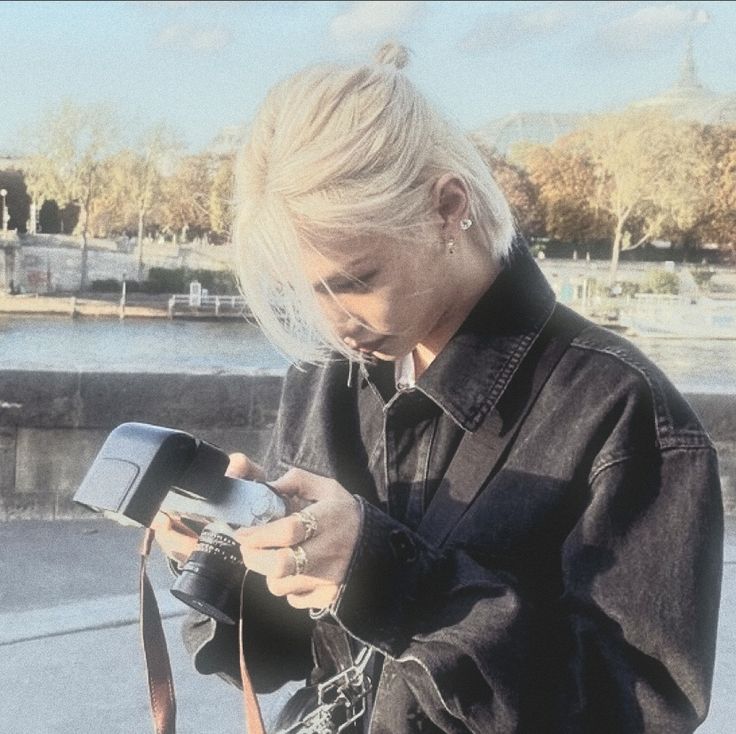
xmin=232 ymin=43 xmax=514 ymax=365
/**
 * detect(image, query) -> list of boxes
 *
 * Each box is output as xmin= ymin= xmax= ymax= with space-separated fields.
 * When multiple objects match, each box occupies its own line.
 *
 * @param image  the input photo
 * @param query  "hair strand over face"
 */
xmin=231 ymin=51 xmax=515 ymax=365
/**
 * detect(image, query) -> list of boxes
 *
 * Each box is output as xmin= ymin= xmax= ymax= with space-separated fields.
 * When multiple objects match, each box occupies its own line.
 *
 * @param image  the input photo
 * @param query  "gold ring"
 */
xmin=294 ymin=509 xmax=318 ymax=542
xmin=291 ymin=545 xmax=307 ymax=575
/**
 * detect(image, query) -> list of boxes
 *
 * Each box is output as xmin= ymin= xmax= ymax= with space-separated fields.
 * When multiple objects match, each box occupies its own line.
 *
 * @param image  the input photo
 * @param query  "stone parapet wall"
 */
xmin=0 ymin=370 xmax=734 ymax=519
xmin=0 ymin=370 xmax=283 ymax=519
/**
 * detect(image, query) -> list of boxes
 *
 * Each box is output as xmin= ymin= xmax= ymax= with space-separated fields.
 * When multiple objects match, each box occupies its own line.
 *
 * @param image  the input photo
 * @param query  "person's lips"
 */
xmin=344 ymin=335 xmax=386 ymax=352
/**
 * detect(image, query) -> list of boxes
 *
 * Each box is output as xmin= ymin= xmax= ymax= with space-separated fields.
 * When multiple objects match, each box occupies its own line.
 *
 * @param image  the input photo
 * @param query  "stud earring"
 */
xmin=447 ymin=237 xmax=456 ymax=255
xmin=460 ymin=218 xmax=473 ymax=231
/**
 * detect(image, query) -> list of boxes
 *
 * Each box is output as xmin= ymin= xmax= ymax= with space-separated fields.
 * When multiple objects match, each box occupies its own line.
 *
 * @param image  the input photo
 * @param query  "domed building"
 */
xmin=475 ymin=42 xmax=736 ymax=153
xmin=631 ymin=41 xmax=736 ymax=125
xmin=474 ymin=111 xmax=587 ymax=155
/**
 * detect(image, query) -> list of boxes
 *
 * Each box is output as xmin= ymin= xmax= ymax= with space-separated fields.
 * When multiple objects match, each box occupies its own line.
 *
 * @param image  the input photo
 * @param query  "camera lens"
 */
xmin=170 ymin=523 xmax=245 ymax=625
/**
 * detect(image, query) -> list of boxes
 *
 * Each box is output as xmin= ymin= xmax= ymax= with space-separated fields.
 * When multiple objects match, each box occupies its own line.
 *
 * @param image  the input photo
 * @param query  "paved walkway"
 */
xmin=1 ymin=518 xmax=734 ymax=733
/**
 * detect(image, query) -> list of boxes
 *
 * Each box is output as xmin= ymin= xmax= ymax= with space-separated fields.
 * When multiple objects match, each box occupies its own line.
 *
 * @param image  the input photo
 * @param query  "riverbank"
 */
xmin=0 ymin=293 xmax=168 ymax=318
xmin=0 ymin=292 xmax=252 ymax=320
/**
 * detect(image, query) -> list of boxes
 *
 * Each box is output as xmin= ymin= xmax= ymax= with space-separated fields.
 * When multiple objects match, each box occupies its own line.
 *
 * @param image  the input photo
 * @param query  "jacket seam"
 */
xmin=393 ymin=654 xmax=467 ymax=728
xmin=570 ymin=338 xmax=711 ymax=446
xmin=590 ymin=444 xmax=717 ymax=484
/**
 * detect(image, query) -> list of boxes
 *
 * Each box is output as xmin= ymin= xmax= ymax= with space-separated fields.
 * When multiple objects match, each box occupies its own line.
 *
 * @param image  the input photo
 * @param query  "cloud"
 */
xmin=458 ymin=4 xmax=575 ymax=53
xmin=134 ymin=1 xmax=196 ymax=9
xmin=329 ymin=1 xmax=425 ymax=45
xmin=154 ymin=22 xmax=233 ymax=52
xmin=598 ymin=4 xmax=710 ymax=52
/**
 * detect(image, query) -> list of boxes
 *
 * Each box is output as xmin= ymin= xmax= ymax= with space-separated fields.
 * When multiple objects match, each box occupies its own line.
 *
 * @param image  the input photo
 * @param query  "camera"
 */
xmin=74 ymin=422 xmax=286 ymax=624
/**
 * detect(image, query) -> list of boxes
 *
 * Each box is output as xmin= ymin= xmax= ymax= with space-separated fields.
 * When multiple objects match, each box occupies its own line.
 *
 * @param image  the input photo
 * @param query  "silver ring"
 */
xmin=294 ymin=509 xmax=318 ymax=542
xmin=291 ymin=545 xmax=307 ymax=575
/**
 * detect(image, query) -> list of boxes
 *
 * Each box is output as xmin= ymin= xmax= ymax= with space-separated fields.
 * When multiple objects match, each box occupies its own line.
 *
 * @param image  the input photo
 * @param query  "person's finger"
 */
xmin=151 ymin=528 xmax=198 ymax=565
xmin=150 ymin=511 xmax=171 ymax=532
xmin=266 ymin=573 xmax=327 ymax=597
xmin=234 ymin=513 xmax=310 ymax=549
xmin=286 ymin=587 xmax=337 ymax=610
xmin=226 ymin=452 xmax=266 ymax=481
xmin=240 ymin=545 xmax=296 ymax=577
xmin=152 ymin=511 xmax=199 ymax=537
xmin=270 ymin=468 xmax=344 ymax=502
xmin=267 ymin=468 xmax=306 ymax=497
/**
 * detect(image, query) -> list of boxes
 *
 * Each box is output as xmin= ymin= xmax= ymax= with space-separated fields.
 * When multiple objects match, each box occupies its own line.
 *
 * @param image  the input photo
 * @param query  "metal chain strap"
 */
xmin=279 ymin=647 xmax=374 ymax=734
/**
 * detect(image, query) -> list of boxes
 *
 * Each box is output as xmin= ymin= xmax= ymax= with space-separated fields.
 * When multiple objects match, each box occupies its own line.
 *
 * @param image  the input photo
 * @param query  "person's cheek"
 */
xmin=315 ymin=293 xmax=347 ymax=330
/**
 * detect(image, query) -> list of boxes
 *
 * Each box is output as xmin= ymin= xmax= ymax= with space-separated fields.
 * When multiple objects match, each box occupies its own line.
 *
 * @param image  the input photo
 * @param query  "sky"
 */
xmin=1 ymin=0 xmax=735 ymax=154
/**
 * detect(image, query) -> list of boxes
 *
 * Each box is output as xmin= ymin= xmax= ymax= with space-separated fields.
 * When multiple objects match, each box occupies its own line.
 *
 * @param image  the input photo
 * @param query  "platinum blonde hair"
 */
xmin=232 ymin=42 xmax=515 ymax=365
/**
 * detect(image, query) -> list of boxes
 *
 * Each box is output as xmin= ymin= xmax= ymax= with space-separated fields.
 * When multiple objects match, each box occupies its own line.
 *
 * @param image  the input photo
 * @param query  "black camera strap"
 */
xmin=239 ymin=570 xmax=268 ymax=734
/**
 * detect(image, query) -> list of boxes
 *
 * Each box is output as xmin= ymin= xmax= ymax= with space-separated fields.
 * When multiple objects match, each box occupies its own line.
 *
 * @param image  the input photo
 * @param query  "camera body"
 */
xmin=74 ymin=422 xmax=286 ymax=623
xmin=74 ymin=422 xmax=285 ymax=529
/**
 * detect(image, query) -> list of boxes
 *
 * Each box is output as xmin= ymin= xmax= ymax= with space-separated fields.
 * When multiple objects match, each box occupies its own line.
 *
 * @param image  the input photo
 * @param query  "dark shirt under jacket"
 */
xmin=183 ymin=242 xmax=723 ymax=734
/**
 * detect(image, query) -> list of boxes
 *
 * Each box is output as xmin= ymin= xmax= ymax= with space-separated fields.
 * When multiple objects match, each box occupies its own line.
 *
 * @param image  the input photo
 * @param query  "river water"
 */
xmin=1 ymin=316 xmax=735 ymax=393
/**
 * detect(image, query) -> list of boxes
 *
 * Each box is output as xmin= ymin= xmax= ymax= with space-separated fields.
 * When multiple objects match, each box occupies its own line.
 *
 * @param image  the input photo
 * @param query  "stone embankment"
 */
xmin=0 ymin=370 xmax=733 ymax=519
xmin=0 ymin=293 xmax=167 ymax=318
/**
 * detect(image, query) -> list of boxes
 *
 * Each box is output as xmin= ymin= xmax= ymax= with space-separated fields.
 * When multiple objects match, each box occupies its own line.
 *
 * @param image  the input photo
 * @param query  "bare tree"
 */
xmin=580 ymin=110 xmax=708 ymax=280
xmin=28 ymin=100 xmax=119 ymax=290
xmin=129 ymin=123 xmax=182 ymax=279
xmin=209 ymin=153 xmax=235 ymax=242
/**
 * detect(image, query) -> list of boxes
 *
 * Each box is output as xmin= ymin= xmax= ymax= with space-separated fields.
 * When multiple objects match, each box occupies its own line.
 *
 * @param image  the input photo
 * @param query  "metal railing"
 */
xmin=167 ymin=293 xmax=251 ymax=319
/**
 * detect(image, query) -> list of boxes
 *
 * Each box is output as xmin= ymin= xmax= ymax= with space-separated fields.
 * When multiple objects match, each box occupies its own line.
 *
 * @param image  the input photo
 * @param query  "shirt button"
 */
xmin=389 ymin=529 xmax=417 ymax=562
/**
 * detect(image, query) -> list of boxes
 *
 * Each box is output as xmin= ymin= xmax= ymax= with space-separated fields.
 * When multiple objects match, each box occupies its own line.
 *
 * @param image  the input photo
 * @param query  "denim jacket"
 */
xmin=184 ymin=244 xmax=723 ymax=733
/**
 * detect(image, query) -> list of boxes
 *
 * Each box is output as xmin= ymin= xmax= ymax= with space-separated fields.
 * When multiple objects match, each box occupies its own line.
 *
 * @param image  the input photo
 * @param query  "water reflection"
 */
xmin=1 ymin=316 xmax=734 ymax=392
xmin=0 ymin=317 xmax=288 ymax=374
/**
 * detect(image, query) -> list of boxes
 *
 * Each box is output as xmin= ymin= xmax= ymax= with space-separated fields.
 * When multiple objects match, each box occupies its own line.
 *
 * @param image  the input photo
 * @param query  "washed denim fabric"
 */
xmin=183 ymin=242 xmax=723 ymax=733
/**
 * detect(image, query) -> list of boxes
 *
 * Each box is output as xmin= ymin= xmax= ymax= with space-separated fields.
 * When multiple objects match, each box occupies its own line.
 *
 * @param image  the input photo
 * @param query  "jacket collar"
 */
xmin=366 ymin=239 xmax=556 ymax=432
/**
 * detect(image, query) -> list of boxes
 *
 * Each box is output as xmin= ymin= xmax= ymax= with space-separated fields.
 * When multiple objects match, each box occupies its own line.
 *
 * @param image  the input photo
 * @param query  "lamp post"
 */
xmin=0 ymin=189 xmax=7 ymax=236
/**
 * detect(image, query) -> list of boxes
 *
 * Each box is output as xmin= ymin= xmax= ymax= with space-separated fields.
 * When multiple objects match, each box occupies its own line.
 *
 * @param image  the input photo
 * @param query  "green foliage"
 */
xmin=609 ymin=280 xmax=640 ymax=297
xmin=91 ymin=269 xmax=238 ymax=294
xmin=691 ymin=267 xmax=716 ymax=290
xmin=90 ymin=278 xmax=124 ymax=293
xmin=143 ymin=267 xmax=239 ymax=294
xmin=619 ymin=281 xmax=640 ymax=297
xmin=529 ymin=243 xmax=546 ymax=258
xmin=641 ymin=270 xmax=680 ymax=295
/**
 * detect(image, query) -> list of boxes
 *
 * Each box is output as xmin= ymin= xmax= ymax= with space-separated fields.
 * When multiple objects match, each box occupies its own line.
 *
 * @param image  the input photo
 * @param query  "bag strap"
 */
xmin=139 ymin=529 xmax=177 ymax=734
xmin=139 ymin=532 xmax=267 ymax=734
xmin=418 ymin=304 xmax=586 ymax=546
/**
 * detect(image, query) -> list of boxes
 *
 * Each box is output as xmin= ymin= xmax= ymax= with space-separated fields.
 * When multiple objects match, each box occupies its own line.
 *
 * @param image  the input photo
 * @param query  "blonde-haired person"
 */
xmin=155 ymin=44 xmax=722 ymax=733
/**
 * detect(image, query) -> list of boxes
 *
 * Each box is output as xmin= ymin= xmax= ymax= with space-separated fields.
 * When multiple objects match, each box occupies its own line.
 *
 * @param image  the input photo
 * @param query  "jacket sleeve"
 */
xmin=332 ymin=445 xmax=723 ymax=733
xmin=181 ymin=570 xmax=315 ymax=692
xmin=181 ymin=368 xmax=316 ymax=693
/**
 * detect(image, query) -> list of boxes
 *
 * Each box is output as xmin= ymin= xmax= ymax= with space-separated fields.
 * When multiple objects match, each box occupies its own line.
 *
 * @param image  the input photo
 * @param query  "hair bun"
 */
xmin=374 ymin=42 xmax=410 ymax=70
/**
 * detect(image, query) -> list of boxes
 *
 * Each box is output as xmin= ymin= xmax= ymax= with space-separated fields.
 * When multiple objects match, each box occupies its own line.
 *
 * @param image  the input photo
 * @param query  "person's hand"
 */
xmin=151 ymin=452 xmax=266 ymax=565
xmin=234 ymin=468 xmax=361 ymax=611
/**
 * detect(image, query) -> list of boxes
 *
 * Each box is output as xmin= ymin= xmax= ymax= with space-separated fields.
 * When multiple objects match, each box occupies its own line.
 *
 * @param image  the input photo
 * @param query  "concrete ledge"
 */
xmin=0 ymin=369 xmax=283 ymax=429
xmin=0 ymin=592 xmax=187 ymax=646
xmin=0 ymin=370 xmax=734 ymax=518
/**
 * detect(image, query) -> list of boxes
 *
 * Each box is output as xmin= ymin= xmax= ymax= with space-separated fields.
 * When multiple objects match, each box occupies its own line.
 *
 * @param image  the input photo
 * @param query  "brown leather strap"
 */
xmin=139 ymin=529 xmax=266 ymax=734
xmin=239 ymin=570 xmax=267 ymax=734
xmin=140 ymin=528 xmax=177 ymax=734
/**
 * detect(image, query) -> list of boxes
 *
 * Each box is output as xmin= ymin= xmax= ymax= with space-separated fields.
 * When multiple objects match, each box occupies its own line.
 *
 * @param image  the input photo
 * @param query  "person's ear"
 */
xmin=431 ymin=173 xmax=469 ymax=233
